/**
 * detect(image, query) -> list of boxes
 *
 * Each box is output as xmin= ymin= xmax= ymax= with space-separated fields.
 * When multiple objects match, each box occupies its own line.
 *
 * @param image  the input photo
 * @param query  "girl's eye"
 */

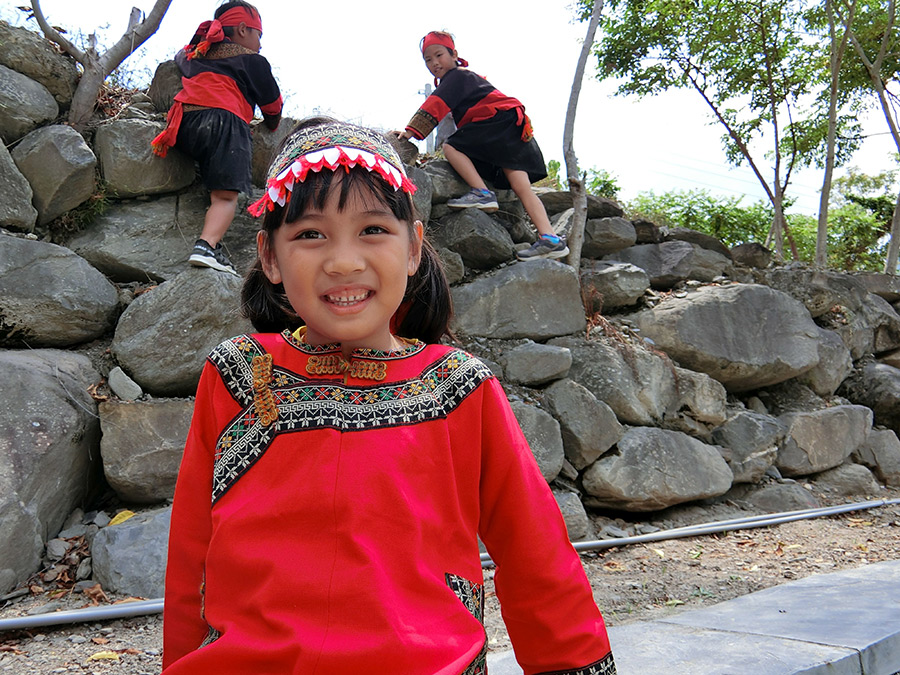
xmin=295 ymin=230 xmax=323 ymax=240
xmin=362 ymin=225 xmax=388 ymax=235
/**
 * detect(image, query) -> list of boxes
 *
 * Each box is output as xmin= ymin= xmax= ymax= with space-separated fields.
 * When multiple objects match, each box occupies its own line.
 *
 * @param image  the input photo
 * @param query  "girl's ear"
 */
xmin=257 ymin=230 xmax=282 ymax=284
xmin=407 ymin=220 xmax=424 ymax=277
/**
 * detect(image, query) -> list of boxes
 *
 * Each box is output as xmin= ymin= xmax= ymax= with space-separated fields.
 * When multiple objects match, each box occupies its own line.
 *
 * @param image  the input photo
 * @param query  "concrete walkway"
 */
xmin=487 ymin=559 xmax=900 ymax=674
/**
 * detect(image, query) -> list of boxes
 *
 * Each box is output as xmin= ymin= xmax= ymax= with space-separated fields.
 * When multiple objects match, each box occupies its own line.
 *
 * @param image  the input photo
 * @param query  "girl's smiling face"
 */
xmin=259 ymin=174 xmax=423 ymax=357
xmin=423 ymin=44 xmax=458 ymax=80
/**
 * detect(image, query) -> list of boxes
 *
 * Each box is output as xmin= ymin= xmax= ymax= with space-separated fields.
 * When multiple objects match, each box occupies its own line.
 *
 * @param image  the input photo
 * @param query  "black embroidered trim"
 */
xmin=535 ymin=652 xmax=617 ymax=675
xmin=199 ymin=625 xmax=220 ymax=648
xmin=208 ymin=337 xmax=493 ymax=503
xmin=445 ymin=573 xmax=487 ymax=675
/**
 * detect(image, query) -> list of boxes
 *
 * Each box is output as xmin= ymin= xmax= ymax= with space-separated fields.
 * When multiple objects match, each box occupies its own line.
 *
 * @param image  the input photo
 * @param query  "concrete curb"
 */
xmin=487 ymin=559 xmax=900 ymax=674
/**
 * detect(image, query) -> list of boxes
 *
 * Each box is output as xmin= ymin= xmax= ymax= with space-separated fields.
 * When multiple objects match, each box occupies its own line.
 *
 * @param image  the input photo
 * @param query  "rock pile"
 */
xmin=2 ymin=22 xmax=900 ymax=600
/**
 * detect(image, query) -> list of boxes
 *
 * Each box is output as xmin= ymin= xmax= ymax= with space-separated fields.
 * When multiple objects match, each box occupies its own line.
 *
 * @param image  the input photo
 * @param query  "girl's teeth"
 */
xmin=328 ymin=292 xmax=368 ymax=305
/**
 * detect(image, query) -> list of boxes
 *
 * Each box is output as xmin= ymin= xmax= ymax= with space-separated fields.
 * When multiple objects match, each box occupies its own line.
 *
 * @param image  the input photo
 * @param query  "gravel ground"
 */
xmin=2 ymin=487 xmax=899 ymax=673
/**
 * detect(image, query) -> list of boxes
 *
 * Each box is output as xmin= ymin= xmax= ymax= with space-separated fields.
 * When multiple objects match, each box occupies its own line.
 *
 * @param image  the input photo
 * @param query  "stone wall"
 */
xmin=3 ymin=22 xmax=900 ymax=597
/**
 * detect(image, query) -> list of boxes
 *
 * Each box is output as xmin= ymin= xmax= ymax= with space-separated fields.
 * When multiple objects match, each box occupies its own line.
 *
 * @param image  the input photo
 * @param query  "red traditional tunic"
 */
xmin=163 ymin=331 xmax=615 ymax=674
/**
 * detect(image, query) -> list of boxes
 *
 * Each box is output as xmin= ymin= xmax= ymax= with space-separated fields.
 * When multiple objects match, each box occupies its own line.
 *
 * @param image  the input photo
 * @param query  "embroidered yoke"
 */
xmin=163 ymin=332 xmax=615 ymax=674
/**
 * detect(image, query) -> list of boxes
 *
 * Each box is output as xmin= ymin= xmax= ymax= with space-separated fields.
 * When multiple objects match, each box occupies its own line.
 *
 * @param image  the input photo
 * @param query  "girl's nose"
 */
xmin=324 ymin=245 xmax=365 ymax=275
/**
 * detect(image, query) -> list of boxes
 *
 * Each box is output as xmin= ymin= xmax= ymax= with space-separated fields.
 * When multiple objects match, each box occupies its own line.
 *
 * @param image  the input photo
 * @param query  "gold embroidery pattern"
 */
xmin=306 ymin=354 xmax=387 ymax=381
xmin=251 ymin=353 xmax=278 ymax=426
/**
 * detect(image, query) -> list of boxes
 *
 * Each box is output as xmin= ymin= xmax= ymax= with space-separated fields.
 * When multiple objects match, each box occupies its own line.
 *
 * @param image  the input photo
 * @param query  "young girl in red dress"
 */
xmin=162 ymin=117 xmax=616 ymax=675
xmin=396 ymin=31 xmax=567 ymax=262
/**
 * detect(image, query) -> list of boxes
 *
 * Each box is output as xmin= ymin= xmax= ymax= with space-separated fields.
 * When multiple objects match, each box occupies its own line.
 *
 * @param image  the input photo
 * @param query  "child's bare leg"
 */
xmin=503 ymin=168 xmax=553 ymax=236
xmin=199 ymin=190 xmax=239 ymax=246
xmin=442 ymin=143 xmax=490 ymax=191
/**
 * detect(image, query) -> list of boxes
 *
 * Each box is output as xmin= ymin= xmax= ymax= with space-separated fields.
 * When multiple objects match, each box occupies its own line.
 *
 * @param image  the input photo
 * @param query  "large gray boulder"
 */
xmin=94 ymin=119 xmax=194 ymax=198
xmin=0 ymin=142 xmax=38 ymax=232
xmin=147 ymin=59 xmax=181 ymax=113
xmin=581 ymin=217 xmax=637 ymax=258
xmin=0 ymin=64 xmax=58 ymax=144
xmin=420 ymin=160 xmax=470 ymax=203
xmin=0 ymin=349 xmax=101 ymax=593
xmin=635 ymin=284 xmax=820 ymax=392
xmin=99 ymin=399 xmax=194 ymax=503
xmin=65 ymin=186 xmax=261 ymax=282
xmin=776 ymin=405 xmax=872 ymax=477
xmin=542 ymin=378 xmax=623 ymax=470
xmin=664 ymin=227 xmax=732 ymax=259
xmin=536 ymin=190 xmax=624 ymax=219
xmin=549 ymin=335 xmax=727 ymax=431
xmin=853 ymin=272 xmax=900 ymax=303
xmin=406 ymin=164 xmax=433 ymax=225
xmin=796 ymin=327 xmax=853 ymax=396
xmin=604 ymin=240 xmax=696 ymax=289
xmin=0 ymin=22 xmax=78 ymax=108
xmin=581 ymin=427 xmax=733 ymax=511
xmin=510 ymin=401 xmax=564 ymax=482
xmin=452 ymin=260 xmax=585 ymax=340
xmin=250 ymin=117 xmax=297 ymax=188
xmin=761 ymin=266 xmax=869 ymax=318
xmin=580 ymin=261 xmax=650 ymax=312
xmin=711 ymin=410 xmax=786 ymax=483
xmin=11 ymin=124 xmax=96 ymax=225
xmin=91 ymin=507 xmax=170 ymax=598
xmin=0 ymin=234 xmax=119 ymax=347
xmin=499 ymin=341 xmax=571 ymax=386
xmin=552 ymin=489 xmax=593 ymax=541
xmin=811 ymin=463 xmax=881 ymax=496
xmin=111 ymin=268 xmax=254 ymax=396
xmin=852 ymin=429 xmax=900 ymax=487
xmin=839 ymin=362 xmax=900 ymax=436
xmin=429 ymin=209 xmax=515 ymax=270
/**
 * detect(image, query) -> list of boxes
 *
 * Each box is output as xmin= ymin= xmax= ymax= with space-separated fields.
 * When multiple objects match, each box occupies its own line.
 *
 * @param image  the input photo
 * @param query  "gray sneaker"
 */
xmin=516 ymin=236 xmax=570 ymax=261
xmin=189 ymin=239 xmax=237 ymax=275
xmin=446 ymin=188 xmax=499 ymax=212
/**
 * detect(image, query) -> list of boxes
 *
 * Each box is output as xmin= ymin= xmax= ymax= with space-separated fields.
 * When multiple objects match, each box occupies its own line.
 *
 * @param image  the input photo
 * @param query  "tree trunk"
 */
xmin=816 ymin=0 xmax=853 ymax=268
xmin=563 ymin=0 xmax=604 ymax=270
xmin=31 ymin=0 xmax=173 ymax=131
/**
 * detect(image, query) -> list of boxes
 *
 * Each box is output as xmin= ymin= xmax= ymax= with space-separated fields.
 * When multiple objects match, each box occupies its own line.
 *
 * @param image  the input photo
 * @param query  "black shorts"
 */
xmin=175 ymin=108 xmax=253 ymax=194
xmin=444 ymin=109 xmax=548 ymax=189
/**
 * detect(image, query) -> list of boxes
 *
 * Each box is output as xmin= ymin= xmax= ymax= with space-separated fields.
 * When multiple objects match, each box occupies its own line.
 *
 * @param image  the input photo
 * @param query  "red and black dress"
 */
xmin=404 ymin=68 xmax=547 ymax=189
xmin=162 ymin=331 xmax=615 ymax=675
xmin=155 ymin=42 xmax=283 ymax=193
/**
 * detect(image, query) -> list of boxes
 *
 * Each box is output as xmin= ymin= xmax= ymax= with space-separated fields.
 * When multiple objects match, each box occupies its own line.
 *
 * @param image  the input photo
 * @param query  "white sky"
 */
xmin=4 ymin=0 xmax=897 ymax=214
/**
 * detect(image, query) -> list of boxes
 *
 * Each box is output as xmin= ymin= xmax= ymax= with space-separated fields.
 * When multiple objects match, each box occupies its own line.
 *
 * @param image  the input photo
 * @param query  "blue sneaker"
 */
xmin=447 ymin=188 xmax=499 ymax=212
xmin=516 ymin=235 xmax=570 ymax=261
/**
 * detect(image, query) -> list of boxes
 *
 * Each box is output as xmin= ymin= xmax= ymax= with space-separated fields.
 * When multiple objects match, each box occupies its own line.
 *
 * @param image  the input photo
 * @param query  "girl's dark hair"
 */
xmin=241 ymin=117 xmax=453 ymax=344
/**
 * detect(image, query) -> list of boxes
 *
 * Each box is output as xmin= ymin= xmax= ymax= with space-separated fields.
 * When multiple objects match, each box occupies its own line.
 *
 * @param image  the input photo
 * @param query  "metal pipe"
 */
xmin=0 ymin=598 xmax=163 ymax=632
xmin=3 ymin=498 xmax=898 ymax=629
xmin=481 ymin=497 xmax=900 ymax=568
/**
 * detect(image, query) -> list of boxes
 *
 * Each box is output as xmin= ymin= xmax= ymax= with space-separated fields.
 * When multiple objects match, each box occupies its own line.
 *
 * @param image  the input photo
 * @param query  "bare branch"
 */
xmin=563 ymin=0 xmax=604 ymax=269
xmin=30 ymin=0 xmax=84 ymax=61
xmin=98 ymin=0 xmax=173 ymax=78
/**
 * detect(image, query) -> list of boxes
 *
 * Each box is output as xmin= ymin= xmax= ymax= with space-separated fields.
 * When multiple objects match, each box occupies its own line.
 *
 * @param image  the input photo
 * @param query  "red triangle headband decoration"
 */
xmin=248 ymin=124 xmax=417 ymax=217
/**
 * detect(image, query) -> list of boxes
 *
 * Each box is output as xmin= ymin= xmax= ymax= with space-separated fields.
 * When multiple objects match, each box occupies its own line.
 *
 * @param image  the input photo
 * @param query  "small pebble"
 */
xmin=69 ymin=635 xmax=87 ymax=644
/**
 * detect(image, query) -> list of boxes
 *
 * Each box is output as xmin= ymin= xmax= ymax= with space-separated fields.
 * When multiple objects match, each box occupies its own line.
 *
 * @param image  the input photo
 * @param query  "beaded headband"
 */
xmin=248 ymin=120 xmax=417 ymax=217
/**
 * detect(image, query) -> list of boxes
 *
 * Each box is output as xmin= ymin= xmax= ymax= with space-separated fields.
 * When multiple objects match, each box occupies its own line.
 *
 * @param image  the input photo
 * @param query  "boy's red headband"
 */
xmin=420 ymin=31 xmax=469 ymax=68
xmin=185 ymin=7 xmax=262 ymax=59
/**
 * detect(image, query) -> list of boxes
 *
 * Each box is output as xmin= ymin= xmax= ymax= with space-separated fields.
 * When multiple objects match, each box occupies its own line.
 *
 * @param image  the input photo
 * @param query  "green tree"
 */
xmin=832 ymin=0 xmax=900 ymax=272
xmin=589 ymin=0 xmax=835 ymax=260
